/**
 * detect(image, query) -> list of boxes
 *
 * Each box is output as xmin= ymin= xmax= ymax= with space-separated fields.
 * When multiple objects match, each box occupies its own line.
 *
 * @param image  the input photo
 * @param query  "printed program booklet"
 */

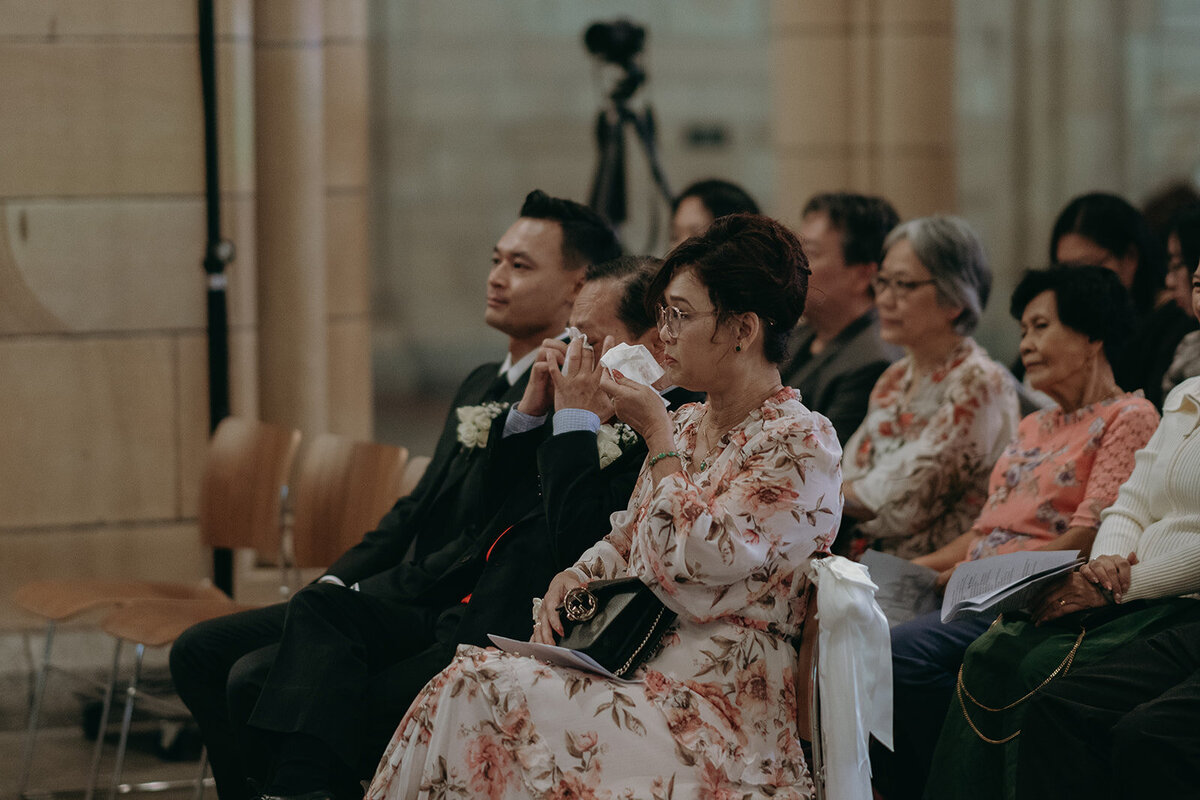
xmin=940 ymin=549 xmax=1082 ymax=623
xmin=487 ymin=634 xmax=640 ymax=683
xmin=860 ymin=549 xmax=940 ymax=627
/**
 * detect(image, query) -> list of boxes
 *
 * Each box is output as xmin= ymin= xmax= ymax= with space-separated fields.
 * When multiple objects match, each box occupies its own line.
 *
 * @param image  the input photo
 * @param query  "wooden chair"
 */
xmin=796 ymin=582 xmax=826 ymax=800
xmin=91 ymin=433 xmax=407 ymax=800
xmin=290 ymin=434 xmax=408 ymax=570
xmin=399 ymin=454 xmax=431 ymax=498
xmin=14 ymin=417 xmax=300 ymax=800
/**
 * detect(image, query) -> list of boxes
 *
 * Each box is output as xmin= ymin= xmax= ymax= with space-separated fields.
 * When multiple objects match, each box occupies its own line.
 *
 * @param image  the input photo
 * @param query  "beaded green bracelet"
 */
xmin=648 ymin=450 xmax=681 ymax=468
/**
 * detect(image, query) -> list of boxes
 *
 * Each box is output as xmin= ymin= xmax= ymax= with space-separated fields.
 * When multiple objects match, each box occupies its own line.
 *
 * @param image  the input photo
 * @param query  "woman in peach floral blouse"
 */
xmin=841 ymin=216 xmax=1020 ymax=559
xmin=873 ymin=266 xmax=1159 ymax=800
xmin=367 ymin=215 xmax=842 ymax=800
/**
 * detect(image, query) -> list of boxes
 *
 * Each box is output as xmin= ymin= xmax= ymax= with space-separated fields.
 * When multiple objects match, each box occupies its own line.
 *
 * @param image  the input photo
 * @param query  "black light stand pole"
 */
xmin=199 ymin=0 xmax=236 ymax=596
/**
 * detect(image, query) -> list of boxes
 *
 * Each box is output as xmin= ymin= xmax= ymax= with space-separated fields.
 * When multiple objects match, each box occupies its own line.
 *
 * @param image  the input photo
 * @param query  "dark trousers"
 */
xmin=1017 ymin=619 xmax=1200 ymax=800
xmin=871 ymin=611 xmax=993 ymax=800
xmin=170 ymin=583 xmax=446 ymax=800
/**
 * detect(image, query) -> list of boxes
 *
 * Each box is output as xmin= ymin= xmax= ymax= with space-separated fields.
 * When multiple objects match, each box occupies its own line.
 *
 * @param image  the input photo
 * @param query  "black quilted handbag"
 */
xmin=557 ymin=577 xmax=678 ymax=678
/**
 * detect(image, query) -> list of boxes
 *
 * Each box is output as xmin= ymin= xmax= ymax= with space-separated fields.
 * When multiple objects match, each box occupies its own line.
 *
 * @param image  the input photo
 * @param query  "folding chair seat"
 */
xmin=14 ymin=417 xmax=300 ymax=800
xmin=91 ymin=432 xmax=407 ymax=800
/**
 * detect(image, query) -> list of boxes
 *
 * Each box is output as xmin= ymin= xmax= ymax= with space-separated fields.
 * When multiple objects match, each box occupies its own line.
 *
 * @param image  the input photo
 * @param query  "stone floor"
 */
xmin=0 ymin=725 xmax=204 ymax=800
xmin=0 ymin=394 xmax=450 ymax=800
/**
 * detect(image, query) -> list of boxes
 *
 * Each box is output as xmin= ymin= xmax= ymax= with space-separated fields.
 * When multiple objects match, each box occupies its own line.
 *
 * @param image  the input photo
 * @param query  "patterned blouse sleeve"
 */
xmin=1070 ymin=401 xmax=1160 ymax=530
xmin=856 ymin=361 xmax=1016 ymax=538
xmin=627 ymin=415 xmax=843 ymax=622
xmin=569 ymin=507 xmax=634 ymax=583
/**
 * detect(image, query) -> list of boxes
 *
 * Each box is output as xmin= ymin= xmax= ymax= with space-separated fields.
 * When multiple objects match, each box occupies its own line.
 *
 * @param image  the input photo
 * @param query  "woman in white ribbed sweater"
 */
xmin=1012 ymin=379 xmax=1200 ymax=798
xmin=925 ymin=374 xmax=1200 ymax=800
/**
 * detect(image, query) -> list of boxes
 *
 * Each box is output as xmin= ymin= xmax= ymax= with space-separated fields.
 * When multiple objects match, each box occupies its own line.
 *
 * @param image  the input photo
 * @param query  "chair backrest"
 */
xmin=290 ymin=433 xmax=408 ymax=569
xmin=795 ymin=582 xmax=819 ymax=742
xmin=199 ymin=417 xmax=302 ymax=555
xmin=399 ymin=454 xmax=431 ymax=497
xmin=795 ymin=573 xmax=825 ymax=799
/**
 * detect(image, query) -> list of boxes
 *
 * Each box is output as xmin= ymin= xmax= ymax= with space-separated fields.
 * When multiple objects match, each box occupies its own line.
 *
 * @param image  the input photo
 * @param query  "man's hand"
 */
xmin=549 ymin=335 xmax=617 ymax=419
xmin=516 ymin=339 xmax=567 ymax=417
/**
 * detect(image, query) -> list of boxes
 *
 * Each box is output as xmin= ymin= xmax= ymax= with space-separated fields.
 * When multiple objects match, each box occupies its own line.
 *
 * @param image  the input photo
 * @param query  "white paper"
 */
xmin=486 ymin=634 xmax=641 ymax=683
xmin=860 ymin=549 xmax=940 ymax=627
xmin=599 ymin=342 xmax=664 ymax=386
xmin=941 ymin=550 xmax=1081 ymax=622
xmin=562 ymin=327 xmax=586 ymax=376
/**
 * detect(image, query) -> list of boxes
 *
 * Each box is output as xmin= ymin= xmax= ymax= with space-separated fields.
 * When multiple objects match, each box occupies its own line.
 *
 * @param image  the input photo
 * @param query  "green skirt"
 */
xmin=924 ymin=598 xmax=1200 ymax=800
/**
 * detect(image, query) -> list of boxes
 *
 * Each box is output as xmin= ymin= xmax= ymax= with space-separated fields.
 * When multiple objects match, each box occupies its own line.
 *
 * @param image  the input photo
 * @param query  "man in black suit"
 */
xmin=781 ymin=192 xmax=901 ymax=444
xmin=348 ymin=257 xmax=703 ymax=770
xmin=453 ymin=255 xmax=703 ymax=648
xmin=169 ymin=190 xmax=620 ymax=800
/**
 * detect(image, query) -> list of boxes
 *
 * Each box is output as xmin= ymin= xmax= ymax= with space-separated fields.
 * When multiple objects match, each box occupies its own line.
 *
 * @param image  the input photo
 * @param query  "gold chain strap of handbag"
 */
xmin=955 ymin=626 xmax=1087 ymax=745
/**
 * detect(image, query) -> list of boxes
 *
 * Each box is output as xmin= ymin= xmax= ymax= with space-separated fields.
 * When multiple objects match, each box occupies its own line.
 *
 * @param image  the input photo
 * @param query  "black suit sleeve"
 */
xmin=324 ymin=363 xmax=499 ymax=586
xmin=537 ymin=430 xmax=646 ymax=572
xmin=479 ymin=413 xmax=548 ymax=517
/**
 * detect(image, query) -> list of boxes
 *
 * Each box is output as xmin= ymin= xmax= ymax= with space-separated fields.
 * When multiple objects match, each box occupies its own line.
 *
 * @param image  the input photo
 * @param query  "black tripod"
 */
xmin=587 ymin=60 xmax=673 ymax=237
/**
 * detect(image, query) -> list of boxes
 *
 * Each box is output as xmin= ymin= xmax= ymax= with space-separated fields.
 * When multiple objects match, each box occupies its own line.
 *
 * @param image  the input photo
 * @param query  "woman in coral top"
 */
xmin=873 ymin=266 xmax=1160 ymax=800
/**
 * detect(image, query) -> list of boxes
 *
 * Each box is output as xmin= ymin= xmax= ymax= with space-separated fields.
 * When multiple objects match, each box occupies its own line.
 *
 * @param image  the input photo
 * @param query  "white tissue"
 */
xmin=562 ymin=327 xmax=588 ymax=376
xmin=599 ymin=342 xmax=664 ymax=386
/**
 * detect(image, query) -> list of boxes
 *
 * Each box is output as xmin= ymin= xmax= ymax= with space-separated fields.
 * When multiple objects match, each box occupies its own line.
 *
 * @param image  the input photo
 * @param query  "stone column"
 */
xmin=771 ymin=0 xmax=956 ymax=222
xmin=323 ymin=1 xmax=373 ymax=439
xmin=254 ymin=0 xmax=328 ymax=433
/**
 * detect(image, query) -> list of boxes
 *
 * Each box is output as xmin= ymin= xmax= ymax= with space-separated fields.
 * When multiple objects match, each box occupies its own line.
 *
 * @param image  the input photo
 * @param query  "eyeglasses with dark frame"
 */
xmin=870 ymin=274 xmax=936 ymax=299
xmin=655 ymin=304 xmax=718 ymax=337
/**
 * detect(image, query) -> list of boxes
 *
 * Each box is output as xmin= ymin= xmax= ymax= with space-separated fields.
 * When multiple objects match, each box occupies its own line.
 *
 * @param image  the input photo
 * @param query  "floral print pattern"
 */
xmin=965 ymin=393 xmax=1158 ymax=560
xmin=368 ymin=388 xmax=842 ymax=800
xmin=842 ymin=338 xmax=1019 ymax=558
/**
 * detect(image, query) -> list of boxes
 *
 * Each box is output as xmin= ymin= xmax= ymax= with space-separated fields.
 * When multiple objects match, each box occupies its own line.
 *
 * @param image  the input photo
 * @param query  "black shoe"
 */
xmin=255 ymin=790 xmax=334 ymax=800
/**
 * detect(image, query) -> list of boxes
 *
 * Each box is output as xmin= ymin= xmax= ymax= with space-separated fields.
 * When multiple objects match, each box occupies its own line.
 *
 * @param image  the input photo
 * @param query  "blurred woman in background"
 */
xmin=841 ymin=216 xmax=1019 ymax=559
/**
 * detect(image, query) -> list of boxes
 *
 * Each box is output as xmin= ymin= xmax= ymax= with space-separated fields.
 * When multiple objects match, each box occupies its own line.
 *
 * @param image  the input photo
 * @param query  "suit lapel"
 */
xmin=419 ymin=368 xmax=531 ymax=521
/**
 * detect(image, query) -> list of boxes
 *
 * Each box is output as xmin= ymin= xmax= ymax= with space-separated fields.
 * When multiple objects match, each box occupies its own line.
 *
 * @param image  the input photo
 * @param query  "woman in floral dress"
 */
xmin=367 ymin=214 xmax=842 ymax=800
xmin=841 ymin=216 xmax=1020 ymax=559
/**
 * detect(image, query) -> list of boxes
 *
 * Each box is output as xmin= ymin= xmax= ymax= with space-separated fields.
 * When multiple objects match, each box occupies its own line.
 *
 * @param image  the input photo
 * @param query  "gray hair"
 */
xmin=883 ymin=215 xmax=991 ymax=335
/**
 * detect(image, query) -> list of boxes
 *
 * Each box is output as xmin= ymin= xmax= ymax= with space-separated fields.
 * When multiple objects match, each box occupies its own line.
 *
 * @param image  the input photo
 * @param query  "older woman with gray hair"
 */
xmin=841 ymin=216 xmax=1019 ymax=559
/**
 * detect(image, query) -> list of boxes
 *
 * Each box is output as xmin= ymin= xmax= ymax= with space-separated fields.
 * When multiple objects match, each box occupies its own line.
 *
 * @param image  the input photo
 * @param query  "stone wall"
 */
xmin=368 ymin=0 xmax=775 ymax=396
xmin=0 ymin=0 xmax=373 ymax=729
xmin=959 ymin=0 xmax=1200 ymax=359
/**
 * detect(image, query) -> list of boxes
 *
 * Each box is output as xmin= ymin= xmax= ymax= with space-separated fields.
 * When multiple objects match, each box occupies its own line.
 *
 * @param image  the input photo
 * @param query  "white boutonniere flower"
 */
xmin=455 ymin=402 xmax=509 ymax=449
xmin=596 ymin=422 xmax=639 ymax=468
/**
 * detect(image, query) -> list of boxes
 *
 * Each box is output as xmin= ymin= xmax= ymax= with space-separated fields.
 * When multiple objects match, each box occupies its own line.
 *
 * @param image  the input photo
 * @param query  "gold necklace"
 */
xmin=694 ymin=384 xmax=783 ymax=472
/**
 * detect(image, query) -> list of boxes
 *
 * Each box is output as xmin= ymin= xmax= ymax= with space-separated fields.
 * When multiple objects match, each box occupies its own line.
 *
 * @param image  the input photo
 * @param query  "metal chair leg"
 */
xmin=108 ymin=643 xmax=144 ymax=800
xmin=84 ymin=638 xmax=124 ymax=800
xmin=810 ymin=636 xmax=825 ymax=800
xmin=18 ymin=620 xmax=56 ymax=799
xmin=192 ymin=748 xmax=209 ymax=800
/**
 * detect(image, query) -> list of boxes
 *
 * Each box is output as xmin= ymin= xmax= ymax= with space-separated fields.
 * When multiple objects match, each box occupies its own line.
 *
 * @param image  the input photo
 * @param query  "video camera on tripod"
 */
xmin=583 ymin=19 xmax=673 ymax=238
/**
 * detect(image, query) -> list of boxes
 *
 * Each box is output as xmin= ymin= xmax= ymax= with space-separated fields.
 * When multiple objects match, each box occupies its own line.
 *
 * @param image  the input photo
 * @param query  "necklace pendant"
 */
xmin=699 ymin=460 xmax=708 ymax=472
